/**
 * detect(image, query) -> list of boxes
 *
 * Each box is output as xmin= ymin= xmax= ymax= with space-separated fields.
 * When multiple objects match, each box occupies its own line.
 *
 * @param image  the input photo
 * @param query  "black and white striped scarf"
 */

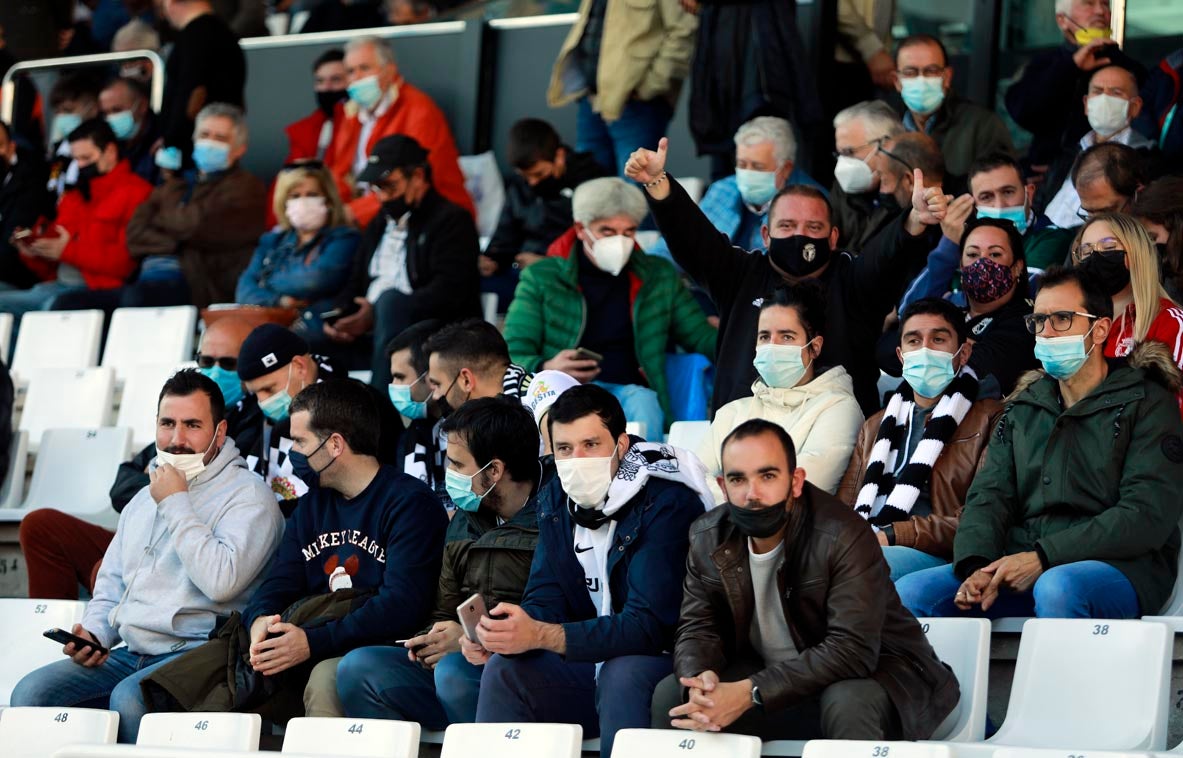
xmin=854 ymin=368 xmax=979 ymax=527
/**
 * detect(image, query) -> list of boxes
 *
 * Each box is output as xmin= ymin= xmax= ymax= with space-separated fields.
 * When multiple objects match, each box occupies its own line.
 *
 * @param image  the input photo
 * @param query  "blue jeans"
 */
xmin=476 ymin=650 xmax=671 ymax=757
xmin=337 ymin=647 xmax=483 ymax=729
xmin=896 ymin=560 xmax=1141 ymax=619
xmin=595 ymin=381 xmax=664 ymax=439
xmin=576 ymin=97 xmax=674 ymax=177
xmin=10 ymin=647 xmax=184 ymax=743
xmin=882 ymin=546 xmax=947 ymax=582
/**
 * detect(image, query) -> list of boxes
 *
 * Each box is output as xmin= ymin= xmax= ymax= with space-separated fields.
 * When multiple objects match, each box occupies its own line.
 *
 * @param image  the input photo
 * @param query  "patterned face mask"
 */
xmin=961 ymin=257 xmax=1015 ymax=304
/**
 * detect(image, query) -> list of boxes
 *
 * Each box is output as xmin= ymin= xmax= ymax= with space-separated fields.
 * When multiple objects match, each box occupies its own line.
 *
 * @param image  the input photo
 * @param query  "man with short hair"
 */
xmin=471 ymin=385 xmax=711 ymax=757
xmin=243 ymin=379 xmax=448 ymax=718
xmin=626 ymin=136 xmax=947 ymax=414
xmin=337 ymin=396 xmax=542 ymax=725
xmin=483 ymin=118 xmax=609 ymax=281
xmin=898 ymin=267 xmax=1183 ymax=619
xmin=830 ymin=100 xmax=906 ymax=250
xmin=386 ymin=319 xmax=445 ymax=494
xmin=0 ymin=118 xmax=152 ymax=322
xmin=840 ymin=298 xmax=1003 ymax=581
xmin=324 ymin=134 xmax=480 ymax=386
xmin=893 ymin=34 xmax=1013 ymax=181
xmin=426 ymin=318 xmax=533 ymax=414
xmin=655 ymin=419 xmax=958 ymax=741
xmin=45 ymin=72 xmax=102 ymax=196
xmin=505 ymin=176 xmax=716 ymax=435
xmin=1041 ymin=64 xmax=1152 ymax=228
xmin=11 ymin=369 xmax=283 ymax=743
xmin=283 ymin=49 xmax=349 ymax=165
xmin=100 ymin=76 xmax=160 ymax=184
xmin=387 ymin=0 xmax=437 ymax=25
xmin=0 ymin=120 xmax=49 ymax=290
xmin=1067 ymin=141 xmax=1145 ymax=225
xmin=158 ymin=0 xmax=245 ymax=157
xmin=653 ymin=117 xmax=825 ymax=258
xmin=872 ymin=132 xmax=947 ymax=226
xmin=326 ymin=35 xmax=473 ymax=227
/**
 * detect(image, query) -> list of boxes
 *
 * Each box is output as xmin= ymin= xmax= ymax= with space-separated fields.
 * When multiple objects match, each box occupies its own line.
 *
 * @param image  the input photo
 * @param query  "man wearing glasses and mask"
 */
xmin=896 ymin=266 xmax=1183 ymax=620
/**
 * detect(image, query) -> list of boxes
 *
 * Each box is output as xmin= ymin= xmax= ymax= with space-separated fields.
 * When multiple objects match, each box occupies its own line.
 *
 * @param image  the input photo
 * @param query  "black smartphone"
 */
xmin=44 ymin=627 xmax=108 ymax=656
xmin=573 ymin=346 xmax=604 ymax=362
xmin=320 ymin=301 xmax=361 ymax=326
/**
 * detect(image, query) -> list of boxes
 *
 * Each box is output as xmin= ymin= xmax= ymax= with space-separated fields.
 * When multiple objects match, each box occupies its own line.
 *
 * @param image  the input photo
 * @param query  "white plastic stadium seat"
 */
xmin=0 ymin=430 xmax=29 ymax=509
xmin=348 ymin=370 xmax=373 ymax=384
xmin=19 ymin=367 xmax=117 ymax=453
xmin=994 ymin=749 xmax=1147 ymax=758
xmin=481 ymin=292 xmax=499 ymax=325
xmin=930 ymin=619 xmax=1172 ymax=757
xmin=102 ymin=306 xmax=198 ymax=382
xmin=0 ymin=598 xmax=87 ymax=705
xmin=681 ymin=177 xmax=706 ymax=205
xmin=804 ymin=741 xmax=953 ymax=758
xmin=11 ymin=310 xmax=103 ymax=379
xmin=625 ymin=421 xmax=646 ymax=438
xmin=919 ymin=618 xmax=990 ymax=741
xmin=115 ymin=363 xmax=186 ymax=449
xmin=1148 ymin=509 xmax=1183 ymax=616
xmin=612 ymin=728 xmax=760 ymax=758
xmin=1 ymin=706 xmax=118 ymax=758
xmin=666 ymin=420 xmax=711 ymax=451
xmin=136 ymin=712 xmax=262 ymax=750
xmin=440 ymin=723 xmax=582 ymax=758
xmin=0 ymin=427 xmax=134 ymax=530
xmin=282 ymin=717 xmax=419 ymax=757
xmin=0 ymin=311 xmax=13 ymax=362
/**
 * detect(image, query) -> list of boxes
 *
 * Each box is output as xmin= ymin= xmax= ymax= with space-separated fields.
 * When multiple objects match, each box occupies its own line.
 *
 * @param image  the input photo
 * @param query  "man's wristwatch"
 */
xmin=881 ymin=524 xmax=896 ymax=546
xmin=751 ymin=684 xmax=764 ymax=708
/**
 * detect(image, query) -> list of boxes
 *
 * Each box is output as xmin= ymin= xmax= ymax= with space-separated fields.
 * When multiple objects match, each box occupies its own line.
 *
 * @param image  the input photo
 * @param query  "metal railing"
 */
xmin=0 ymin=49 xmax=165 ymax=125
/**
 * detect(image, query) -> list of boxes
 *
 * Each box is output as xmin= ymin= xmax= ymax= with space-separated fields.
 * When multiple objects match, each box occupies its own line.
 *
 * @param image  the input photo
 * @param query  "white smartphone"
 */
xmin=456 ymin=593 xmax=487 ymax=643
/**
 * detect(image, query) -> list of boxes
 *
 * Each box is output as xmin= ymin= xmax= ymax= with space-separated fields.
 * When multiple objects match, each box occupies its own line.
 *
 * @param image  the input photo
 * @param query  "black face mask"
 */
xmin=877 ymin=191 xmax=903 ymax=214
xmin=316 ymin=89 xmax=348 ymax=117
xmin=75 ymin=162 xmax=102 ymax=201
xmin=288 ymin=436 xmax=334 ymax=488
xmin=1076 ymin=250 xmax=1131 ymax=297
xmin=768 ymin=234 xmax=832 ymax=278
xmin=1156 ymin=242 xmax=1171 ymax=263
xmin=728 ymin=501 xmax=790 ymax=539
xmin=383 ymin=196 xmax=410 ymax=219
xmin=532 ymin=176 xmax=562 ymax=199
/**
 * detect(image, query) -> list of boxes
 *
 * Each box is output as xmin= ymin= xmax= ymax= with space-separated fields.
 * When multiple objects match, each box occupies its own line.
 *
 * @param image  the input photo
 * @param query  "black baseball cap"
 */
xmin=357 ymin=134 xmax=430 ymax=185
xmin=238 ymin=324 xmax=310 ymax=382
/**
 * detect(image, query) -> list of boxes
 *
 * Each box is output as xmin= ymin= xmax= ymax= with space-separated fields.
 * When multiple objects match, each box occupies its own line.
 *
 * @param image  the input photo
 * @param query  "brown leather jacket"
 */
xmin=675 ymin=485 xmax=959 ymax=740
xmin=837 ymin=400 xmax=1003 ymax=558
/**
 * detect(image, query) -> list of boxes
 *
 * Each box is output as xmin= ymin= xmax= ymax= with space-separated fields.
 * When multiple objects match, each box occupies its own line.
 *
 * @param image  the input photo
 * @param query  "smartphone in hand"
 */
xmin=573 ymin=347 xmax=604 ymax=362
xmin=44 ymin=627 xmax=108 ymax=656
xmin=457 ymin=593 xmax=487 ymax=643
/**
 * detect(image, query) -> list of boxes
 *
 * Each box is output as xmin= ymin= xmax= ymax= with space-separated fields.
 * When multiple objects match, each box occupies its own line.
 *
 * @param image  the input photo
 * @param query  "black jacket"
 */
xmin=161 ymin=13 xmax=245 ymax=152
xmin=648 ymin=176 xmax=936 ymax=415
xmin=485 ymin=148 xmax=609 ymax=267
xmin=830 ymin=182 xmax=897 ymax=253
xmin=0 ymin=147 xmax=50 ymax=289
xmin=337 ymin=188 xmax=480 ymax=323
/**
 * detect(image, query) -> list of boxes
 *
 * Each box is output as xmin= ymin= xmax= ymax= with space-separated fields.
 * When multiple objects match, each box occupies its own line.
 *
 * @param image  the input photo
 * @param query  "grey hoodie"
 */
xmin=83 ymin=437 xmax=284 ymax=655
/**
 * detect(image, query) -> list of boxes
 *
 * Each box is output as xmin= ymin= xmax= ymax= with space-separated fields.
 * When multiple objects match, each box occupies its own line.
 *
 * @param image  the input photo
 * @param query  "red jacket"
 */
xmin=326 ymin=81 xmax=474 ymax=227
xmin=1106 ymin=296 xmax=1183 ymax=418
xmin=24 ymin=161 xmax=152 ymax=289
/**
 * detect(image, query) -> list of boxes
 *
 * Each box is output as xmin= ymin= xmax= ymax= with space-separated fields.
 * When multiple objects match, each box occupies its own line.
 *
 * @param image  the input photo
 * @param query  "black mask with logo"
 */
xmin=728 ymin=500 xmax=790 ymax=539
xmin=768 ymin=234 xmax=832 ymax=278
xmin=316 ymin=89 xmax=348 ymax=117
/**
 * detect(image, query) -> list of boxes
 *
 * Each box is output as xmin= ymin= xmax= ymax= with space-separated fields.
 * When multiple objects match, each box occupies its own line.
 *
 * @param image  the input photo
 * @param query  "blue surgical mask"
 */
xmin=192 ymin=139 xmax=231 ymax=174
xmin=900 ymin=76 xmax=946 ymax=116
xmin=445 ymin=460 xmax=495 ymax=513
xmin=1034 ymin=328 xmax=1095 ymax=381
xmin=106 ymin=110 xmax=137 ymax=140
xmin=901 ymin=347 xmax=959 ymax=399
xmin=258 ymin=364 xmax=300 ymax=423
xmin=200 ymin=365 xmax=244 ymax=408
xmin=753 ymin=342 xmax=815 ymax=389
xmin=347 ymin=74 xmax=383 ymax=110
xmin=735 ymin=168 xmax=779 ymax=208
xmin=976 ymin=204 xmax=1030 ymax=235
xmin=52 ymin=113 xmax=82 ymax=143
xmin=388 ymin=374 xmax=428 ymax=420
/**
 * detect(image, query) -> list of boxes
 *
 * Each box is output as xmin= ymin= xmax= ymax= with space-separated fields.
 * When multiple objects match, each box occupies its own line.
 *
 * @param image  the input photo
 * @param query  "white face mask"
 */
xmin=583 ymin=228 xmax=635 ymax=276
xmin=285 ymin=195 xmax=329 ymax=232
xmin=1086 ymin=94 xmax=1131 ymax=137
xmin=156 ymin=432 xmax=218 ymax=483
xmin=555 ymin=444 xmax=619 ymax=509
xmin=833 ymin=154 xmax=876 ymax=195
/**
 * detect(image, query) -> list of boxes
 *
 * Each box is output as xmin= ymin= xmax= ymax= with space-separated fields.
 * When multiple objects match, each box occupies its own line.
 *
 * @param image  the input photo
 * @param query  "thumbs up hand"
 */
xmin=625 ymin=137 xmax=670 ymax=193
xmin=911 ymin=167 xmax=953 ymax=226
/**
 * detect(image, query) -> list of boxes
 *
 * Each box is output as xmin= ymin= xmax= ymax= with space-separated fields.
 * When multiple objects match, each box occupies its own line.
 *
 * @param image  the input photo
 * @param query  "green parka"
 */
xmin=504 ymin=243 xmax=717 ymax=428
xmin=954 ymin=341 xmax=1183 ymax=614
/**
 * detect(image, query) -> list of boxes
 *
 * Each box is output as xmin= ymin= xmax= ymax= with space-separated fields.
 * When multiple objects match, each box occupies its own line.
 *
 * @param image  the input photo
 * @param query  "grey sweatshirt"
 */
xmin=83 ymin=437 xmax=284 ymax=655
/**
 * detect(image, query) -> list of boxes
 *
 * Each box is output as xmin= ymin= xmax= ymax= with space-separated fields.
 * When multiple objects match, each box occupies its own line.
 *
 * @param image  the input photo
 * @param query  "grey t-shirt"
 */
xmin=748 ymin=540 xmax=799 ymax=665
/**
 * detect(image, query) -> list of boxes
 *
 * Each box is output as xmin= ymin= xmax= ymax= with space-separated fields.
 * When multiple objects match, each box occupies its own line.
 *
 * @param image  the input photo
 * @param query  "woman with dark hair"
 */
xmin=1132 ymin=176 xmax=1183 ymax=302
xmin=696 ymin=281 xmax=862 ymax=499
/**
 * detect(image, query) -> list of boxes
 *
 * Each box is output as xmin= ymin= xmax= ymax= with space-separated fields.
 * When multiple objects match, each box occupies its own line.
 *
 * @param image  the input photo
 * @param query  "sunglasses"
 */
xmin=196 ymin=354 xmax=238 ymax=371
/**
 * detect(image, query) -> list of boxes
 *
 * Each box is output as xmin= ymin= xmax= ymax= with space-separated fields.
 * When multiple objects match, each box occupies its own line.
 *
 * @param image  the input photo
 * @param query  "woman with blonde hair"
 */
xmin=236 ymin=162 xmax=360 ymax=339
xmin=1073 ymin=212 xmax=1183 ymax=412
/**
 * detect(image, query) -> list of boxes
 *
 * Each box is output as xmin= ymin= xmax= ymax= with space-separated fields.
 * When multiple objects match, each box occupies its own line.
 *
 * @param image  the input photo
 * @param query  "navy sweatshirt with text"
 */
xmin=243 ymin=464 xmax=447 ymax=658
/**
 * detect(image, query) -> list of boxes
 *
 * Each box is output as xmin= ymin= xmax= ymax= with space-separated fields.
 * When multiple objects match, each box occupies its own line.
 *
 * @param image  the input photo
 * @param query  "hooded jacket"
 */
xmin=954 ymin=342 xmax=1183 ymax=614
xmin=83 ymin=438 xmax=284 ymax=656
xmin=698 ymin=368 xmax=864 ymax=501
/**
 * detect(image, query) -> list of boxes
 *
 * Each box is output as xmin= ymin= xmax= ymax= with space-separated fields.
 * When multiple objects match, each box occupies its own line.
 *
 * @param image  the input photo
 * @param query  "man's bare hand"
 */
xmin=1073 ymin=38 xmax=1113 ymax=71
xmin=459 ymin=634 xmax=491 ymax=666
xmin=149 ymin=463 xmax=189 ymax=503
xmin=940 ymin=194 xmax=976 ymax=245
xmin=64 ymin=624 xmax=108 ymax=668
xmin=404 ymin=621 xmax=464 ymax=669
xmin=866 ymin=49 xmax=897 ymax=89
xmin=249 ymin=618 xmax=311 ymax=676
xmin=542 ymin=349 xmax=601 ymax=383
xmin=625 ymin=138 xmax=670 ymax=199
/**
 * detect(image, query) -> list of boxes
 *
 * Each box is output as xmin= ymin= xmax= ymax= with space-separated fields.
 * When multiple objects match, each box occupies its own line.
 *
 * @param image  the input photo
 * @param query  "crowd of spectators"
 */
xmin=2 ymin=0 xmax=1183 ymax=751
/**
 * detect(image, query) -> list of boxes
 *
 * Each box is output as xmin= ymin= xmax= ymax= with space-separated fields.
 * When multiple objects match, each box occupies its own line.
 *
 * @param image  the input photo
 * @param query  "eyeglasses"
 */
xmin=1071 ymin=237 xmax=1126 ymax=264
xmin=832 ymin=137 xmax=885 ymax=160
xmin=877 ymin=146 xmax=913 ymax=173
xmin=1023 ymin=311 xmax=1099 ymax=335
xmin=196 ymin=354 xmax=238 ymax=371
xmin=280 ymin=159 xmax=325 ymax=173
xmin=899 ymin=65 xmax=946 ymax=78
